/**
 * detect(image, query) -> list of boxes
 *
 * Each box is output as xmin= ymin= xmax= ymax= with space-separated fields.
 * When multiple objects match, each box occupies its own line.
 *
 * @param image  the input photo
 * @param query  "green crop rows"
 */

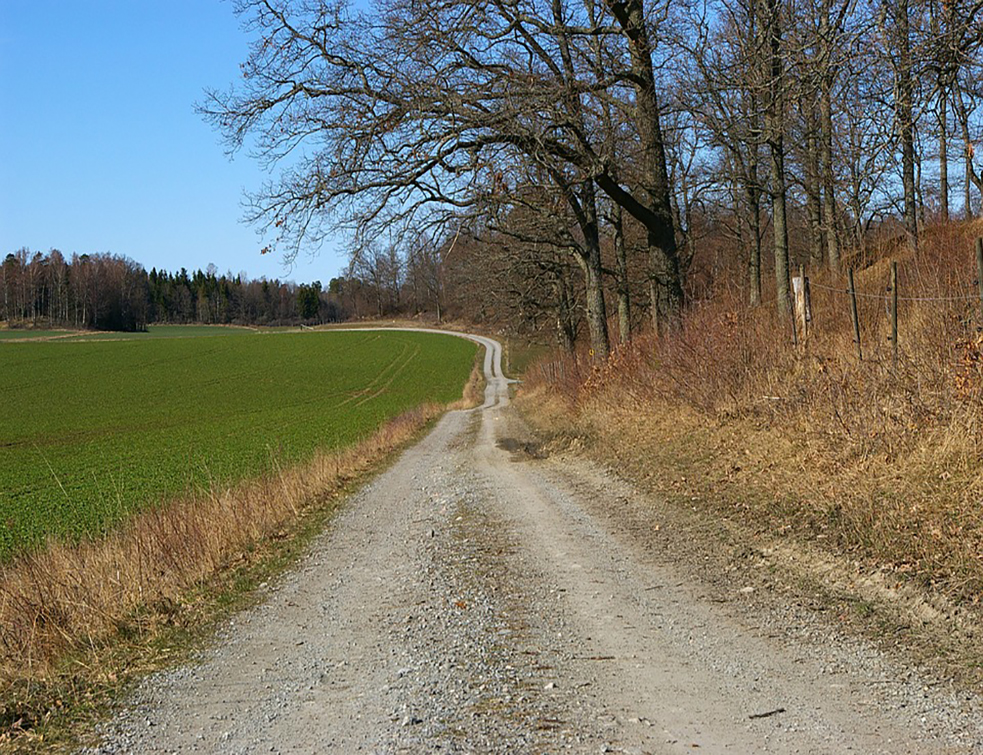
xmin=0 ymin=329 xmax=476 ymax=558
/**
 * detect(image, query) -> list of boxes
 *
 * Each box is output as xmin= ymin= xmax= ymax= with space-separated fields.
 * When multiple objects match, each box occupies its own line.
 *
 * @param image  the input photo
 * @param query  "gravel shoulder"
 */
xmin=84 ymin=334 xmax=983 ymax=754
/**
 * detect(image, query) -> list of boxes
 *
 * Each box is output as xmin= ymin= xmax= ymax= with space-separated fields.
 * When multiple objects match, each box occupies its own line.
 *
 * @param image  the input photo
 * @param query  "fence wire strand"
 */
xmin=808 ymin=280 xmax=979 ymax=303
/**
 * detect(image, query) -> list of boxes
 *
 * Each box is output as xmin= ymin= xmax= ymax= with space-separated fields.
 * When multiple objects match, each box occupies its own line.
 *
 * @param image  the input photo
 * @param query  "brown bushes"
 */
xmin=522 ymin=221 xmax=983 ymax=602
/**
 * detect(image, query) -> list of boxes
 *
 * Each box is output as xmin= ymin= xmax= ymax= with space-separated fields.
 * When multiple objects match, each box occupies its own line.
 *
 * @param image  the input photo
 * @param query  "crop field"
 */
xmin=0 ymin=325 xmax=257 ymax=342
xmin=0 ymin=329 xmax=80 ymax=341
xmin=0 ymin=329 xmax=476 ymax=558
xmin=61 ymin=324 xmax=259 ymax=341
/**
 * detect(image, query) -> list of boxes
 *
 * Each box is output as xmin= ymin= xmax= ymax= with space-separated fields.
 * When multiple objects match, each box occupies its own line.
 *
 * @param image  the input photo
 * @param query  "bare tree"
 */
xmin=938 ymin=0 xmax=983 ymax=216
xmin=758 ymin=0 xmax=792 ymax=310
xmin=405 ymin=233 xmax=446 ymax=321
xmin=679 ymin=0 xmax=766 ymax=305
xmin=880 ymin=0 xmax=921 ymax=250
xmin=815 ymin=0 xmax=853 ymax=273
xmin=201 ymin=0 xmax=690 ymax=353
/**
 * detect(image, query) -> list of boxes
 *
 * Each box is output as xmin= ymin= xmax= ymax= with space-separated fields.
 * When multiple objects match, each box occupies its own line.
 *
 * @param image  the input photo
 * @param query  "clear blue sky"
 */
xmin=0 ymin=0 xmax=345 ymax=284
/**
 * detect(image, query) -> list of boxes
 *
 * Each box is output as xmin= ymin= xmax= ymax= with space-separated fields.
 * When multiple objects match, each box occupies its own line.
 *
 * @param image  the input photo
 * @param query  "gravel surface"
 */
xmin=83 ymin=333 xmax=983 ymax=753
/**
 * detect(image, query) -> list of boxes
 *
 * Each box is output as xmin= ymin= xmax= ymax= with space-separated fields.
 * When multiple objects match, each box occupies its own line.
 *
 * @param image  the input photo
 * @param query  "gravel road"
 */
xmin=85 ymin=332 xmax=983 ymax=753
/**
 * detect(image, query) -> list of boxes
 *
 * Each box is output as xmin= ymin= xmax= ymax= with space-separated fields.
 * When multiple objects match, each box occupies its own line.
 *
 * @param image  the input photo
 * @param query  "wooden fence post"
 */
xmin=890 ymin=260 xmax=899 ymax=369
xmin=792 ymin=265 xmax=808 ymax=345
xmin=848 ymin=268 xmax=862 ymax=361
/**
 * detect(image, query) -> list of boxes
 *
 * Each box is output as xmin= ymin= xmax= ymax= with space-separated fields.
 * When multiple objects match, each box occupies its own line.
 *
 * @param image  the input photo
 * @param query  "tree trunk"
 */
xmin=771 ymin=143 xmax=791 ymax=311
xmin=760 ymin=0 xmax=790 ymax=311
xmin=747 ymin=73 xmax=764 ymax=305
xmin=584 ymin=257 xmax=608 ymax=358
xmin=951 ymin=86 xmax=980 ymax=217
xmin=747 ymin=182 xmax=763 ymax=306
xmin=930 ymin=2 xmax=950 ymax=224
xmin=612 ymin=205 xmax=632 ymax=344
xmin=575 ymin=181 xmax=611 ymax=360
xmin=940 ymin=90 xmax=950 ymax=222
xmin=969 ymin=157 xmax=977 ymax=217
xmin=916 ymin=140 xmax=927 ymax=228
xmin=819 ymin=77 xmax=840 ymax=273
xmin=586 ymin=254 xmax=610 ymax=357
xmin=574 ymin=241 xmax=610 ymax=360
xmin=804 ymin=114 xmax=825 ymax=267
xmin=603 ymin=0 xmax=684 ymax=328
xmin=555 ymin=277 xmax=577 ymax=353
xmin=552 ymin=1 xmax=610 ymax=358
xmin=894 ymin=0 xmax=919 ymax=251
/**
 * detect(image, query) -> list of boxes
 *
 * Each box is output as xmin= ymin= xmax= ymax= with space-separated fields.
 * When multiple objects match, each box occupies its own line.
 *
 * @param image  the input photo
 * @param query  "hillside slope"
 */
xmin=518 ymin=219 xmax=983 ymax=685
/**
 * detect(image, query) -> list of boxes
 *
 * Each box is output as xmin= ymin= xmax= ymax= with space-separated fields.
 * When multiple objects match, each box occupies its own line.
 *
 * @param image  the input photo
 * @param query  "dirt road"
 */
xmin=87 ymin=333 xmax=983 ymax=753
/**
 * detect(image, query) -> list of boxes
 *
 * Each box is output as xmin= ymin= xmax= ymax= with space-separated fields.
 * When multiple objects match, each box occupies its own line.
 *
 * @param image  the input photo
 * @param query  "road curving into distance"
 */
xmin=85 ymin=330 xmax=983 ymax=754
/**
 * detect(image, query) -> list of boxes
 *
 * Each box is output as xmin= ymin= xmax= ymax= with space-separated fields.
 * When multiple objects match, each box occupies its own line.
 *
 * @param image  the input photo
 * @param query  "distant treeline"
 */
xmin=0 ymin=248 xmax=347 ymax=331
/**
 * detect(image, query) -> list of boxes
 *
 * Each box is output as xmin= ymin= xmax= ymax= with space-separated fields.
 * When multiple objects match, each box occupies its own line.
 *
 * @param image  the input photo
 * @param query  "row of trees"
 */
xmin=198 ymin=0 xmax=983 ymax=355
xmin=0 ymin=249 xmax=346 ymax=331
xmin=145 ymin=265 xmax=344 ymax=325
xmin=1 ymin=250 xmax=150 ymax=331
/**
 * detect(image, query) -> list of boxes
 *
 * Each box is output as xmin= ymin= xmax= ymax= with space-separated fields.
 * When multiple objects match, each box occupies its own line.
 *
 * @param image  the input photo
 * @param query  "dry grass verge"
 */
xmin=0 ymin=402 xmax=447 ymax=751
xmin=450 ymin=357 xmax=486 ymax=410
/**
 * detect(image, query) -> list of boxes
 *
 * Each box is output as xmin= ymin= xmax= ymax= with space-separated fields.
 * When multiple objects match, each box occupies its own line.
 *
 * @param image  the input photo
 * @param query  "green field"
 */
xmin=0 ymin=329 xmax=476 ymax=558
xmin=61 ymin=324 xmax=259 ymax=341
xmin=0 ymin=329 xmax=80 ymax=341
xmin=0 ymin=325 xmax=257 ymax=342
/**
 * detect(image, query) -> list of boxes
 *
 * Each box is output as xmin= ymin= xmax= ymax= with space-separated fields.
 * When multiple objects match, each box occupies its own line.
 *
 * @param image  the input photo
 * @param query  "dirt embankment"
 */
xmin=511 ymin=221 xmax=983 ymax=694
xmin=516 ymin=367 xmax=983 ymax=696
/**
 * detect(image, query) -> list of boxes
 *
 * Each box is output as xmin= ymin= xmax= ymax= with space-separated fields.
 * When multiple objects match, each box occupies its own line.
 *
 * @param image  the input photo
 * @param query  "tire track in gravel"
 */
xmin=84 ymin=331 xmax=983 ymax=754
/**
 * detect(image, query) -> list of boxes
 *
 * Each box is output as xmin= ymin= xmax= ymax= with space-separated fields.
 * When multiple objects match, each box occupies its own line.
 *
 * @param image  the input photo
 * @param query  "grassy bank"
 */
xmin=519 ymin=220 xmax=983 ymax=606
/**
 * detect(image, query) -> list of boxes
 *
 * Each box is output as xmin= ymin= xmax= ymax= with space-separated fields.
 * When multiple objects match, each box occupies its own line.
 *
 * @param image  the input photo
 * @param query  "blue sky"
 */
xmin=0 ymin=0 xmax=346 ymax=284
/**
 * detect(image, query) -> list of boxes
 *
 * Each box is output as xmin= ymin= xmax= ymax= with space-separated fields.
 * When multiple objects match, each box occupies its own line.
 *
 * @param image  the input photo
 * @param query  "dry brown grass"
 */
xmin=450 ymin=358 xmax=486 ymax=410
xmin=521 ymin=220 xmax=983 ymax=603
xmin=0 ymin=402 xmax=445 ymax=748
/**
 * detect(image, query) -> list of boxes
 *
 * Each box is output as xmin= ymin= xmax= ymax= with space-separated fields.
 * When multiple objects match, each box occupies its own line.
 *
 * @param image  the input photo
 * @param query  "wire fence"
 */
xmin=786 ymin=238 xmax=983 ymax=367
xmin=808 ymin=280 xmax=979 ymax=304
xmin=532 ymin=238 xmax=983 ymax=386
